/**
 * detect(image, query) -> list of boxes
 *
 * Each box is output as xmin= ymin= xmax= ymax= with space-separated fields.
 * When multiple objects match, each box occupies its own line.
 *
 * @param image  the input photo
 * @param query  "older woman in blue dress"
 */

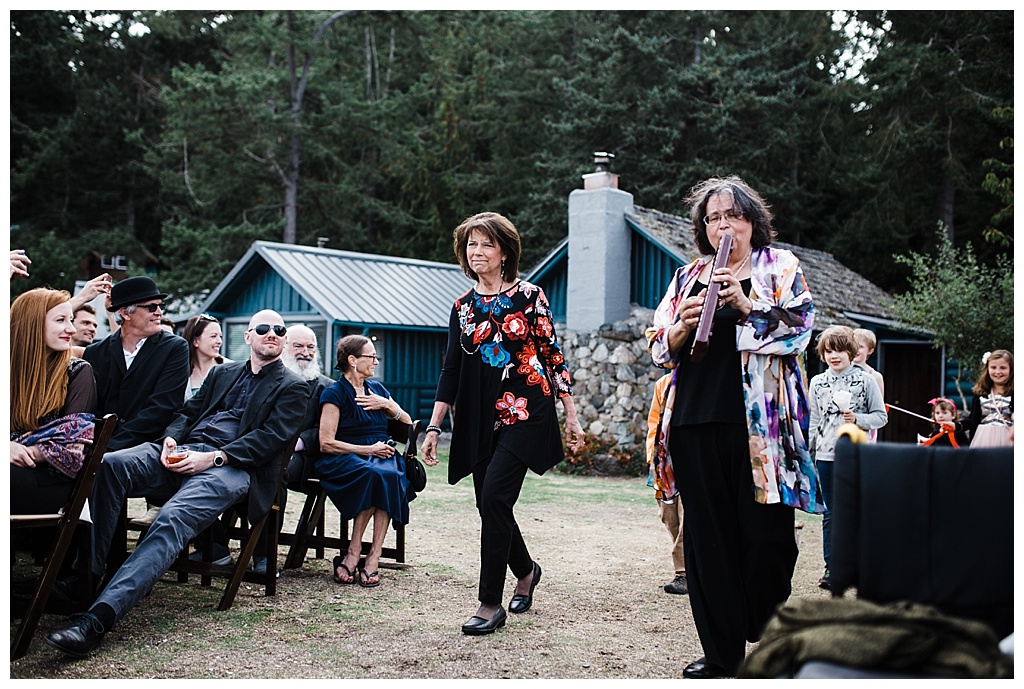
xmin=316 ymin=335 xmax=412 ymax=588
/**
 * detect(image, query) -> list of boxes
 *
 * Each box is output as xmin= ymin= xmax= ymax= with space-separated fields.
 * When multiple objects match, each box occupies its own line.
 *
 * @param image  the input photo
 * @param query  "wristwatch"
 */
xmin=213 ymin=450 xmax=226 ymax=467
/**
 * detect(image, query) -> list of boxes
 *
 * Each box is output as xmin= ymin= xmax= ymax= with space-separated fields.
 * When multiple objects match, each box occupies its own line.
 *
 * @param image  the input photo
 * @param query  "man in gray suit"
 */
xmin=46 ymin=310 xmax=307 ymax=659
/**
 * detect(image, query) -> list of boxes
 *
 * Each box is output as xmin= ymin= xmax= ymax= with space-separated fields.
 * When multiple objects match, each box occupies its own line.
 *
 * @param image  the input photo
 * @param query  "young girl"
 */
xmin=920 ymin=397 xmax=969 ymax=448
xmin=808 ymin=325 xmax=888 ymax=590
xmin=966 ymin=350 xmax=1013 ymax=447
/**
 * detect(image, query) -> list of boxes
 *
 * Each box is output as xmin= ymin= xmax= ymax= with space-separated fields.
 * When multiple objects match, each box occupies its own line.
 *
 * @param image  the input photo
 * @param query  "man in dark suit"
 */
xmin=46 ymin=310 xmax=307 ymax=658
xmin=83 ymin=276 xmax=189 ymax=452
xmin=250 ymin=324 xmax=335 ymax=575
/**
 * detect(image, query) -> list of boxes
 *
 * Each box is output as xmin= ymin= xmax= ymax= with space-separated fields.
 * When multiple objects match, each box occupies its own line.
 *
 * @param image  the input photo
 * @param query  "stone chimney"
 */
xmin=567 ymin=152 xmax=634 ymax=331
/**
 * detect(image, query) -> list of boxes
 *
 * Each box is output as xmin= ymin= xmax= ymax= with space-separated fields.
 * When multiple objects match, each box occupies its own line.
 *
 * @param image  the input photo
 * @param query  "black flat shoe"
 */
xmin=461 ymin=606 xmax=507 ymax=635
xmin=509 ymin=561 xmax=542 ymax=614
xmin=45 ymin=611 xmax=106 ymax=658
xmin=683 ymin=657 xmax=732 ymax=679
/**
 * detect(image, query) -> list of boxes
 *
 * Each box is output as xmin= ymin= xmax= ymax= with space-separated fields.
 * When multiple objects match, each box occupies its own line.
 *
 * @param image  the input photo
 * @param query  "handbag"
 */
xmin=390 ymin=437 xmax=427 ymax=492
xmin=405 ymin=453 xmax=428 ymax=493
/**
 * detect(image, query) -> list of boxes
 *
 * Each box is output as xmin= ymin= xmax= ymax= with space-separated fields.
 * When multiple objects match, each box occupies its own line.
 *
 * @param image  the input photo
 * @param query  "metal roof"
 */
xmin=200 ymin=241 xmax=474 ymax=329
xmin=625 ymin=205 xmax=896 ymax=329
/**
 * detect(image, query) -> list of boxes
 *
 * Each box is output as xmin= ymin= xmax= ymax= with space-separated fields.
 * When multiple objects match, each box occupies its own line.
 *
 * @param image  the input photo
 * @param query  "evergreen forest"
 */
xmin=8 ymin=9 xmax=1014 ymax=307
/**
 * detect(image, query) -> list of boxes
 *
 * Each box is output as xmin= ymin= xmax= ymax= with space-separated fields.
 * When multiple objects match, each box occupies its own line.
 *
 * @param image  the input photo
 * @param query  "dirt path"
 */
xmin=11 ymin=459 xmax=829 ymax=679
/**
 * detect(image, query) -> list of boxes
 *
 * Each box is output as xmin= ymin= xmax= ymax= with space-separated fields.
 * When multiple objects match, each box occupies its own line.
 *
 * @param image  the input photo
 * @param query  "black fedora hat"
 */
xmin=108 ymin=276 xmax=168 ymax=311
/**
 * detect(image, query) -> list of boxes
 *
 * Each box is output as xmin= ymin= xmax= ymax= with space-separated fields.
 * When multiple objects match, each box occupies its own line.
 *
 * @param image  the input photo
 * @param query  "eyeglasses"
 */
xmin=357 ymin=354 xmax=380 ymax=361
xmin=703 ymin=208 xmax=744 ymax=227
xmin=198 ymin=313 xmax=218 ymax=322
xmin=248 ymin=324 xmax=288 ymax=337
xmin=136 ymin=302 xmax=165 ymax=313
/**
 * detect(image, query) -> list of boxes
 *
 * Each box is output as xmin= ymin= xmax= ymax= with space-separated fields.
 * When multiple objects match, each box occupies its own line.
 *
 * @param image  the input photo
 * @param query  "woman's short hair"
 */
xmin=452 ymin=212 xmax=521 ymax=283
xmin=814 ymin=325 xmax=859 ymax=361
xmin=9 ymin=288 xmax=73 ymax=431
xmin=181 ymin=314 xmax=221 ymax=370
xmin=336 ymin=334 xmax=371 ymax=373
xmin=973 ymin=349 xmax=1014 ymax=397
xmin=685 ymin=176 xmax=777 ymax=255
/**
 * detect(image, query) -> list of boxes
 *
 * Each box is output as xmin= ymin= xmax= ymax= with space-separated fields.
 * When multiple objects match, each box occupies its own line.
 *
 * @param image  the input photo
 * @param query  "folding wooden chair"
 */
xmin=163 ymin=434 xmax=300 ymax=611
xmin=282 ymin=418 xmax=420 ymax=570
xmin=10 ymin=413 xmax=118 ymax=660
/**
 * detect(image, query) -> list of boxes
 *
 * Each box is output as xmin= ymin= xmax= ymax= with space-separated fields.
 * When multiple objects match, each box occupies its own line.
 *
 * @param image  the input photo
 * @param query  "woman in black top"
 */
xmin=421 ymin=212 xmax=585 ymax=636
xmin=10 ymin=288 xmax=98 ymax=513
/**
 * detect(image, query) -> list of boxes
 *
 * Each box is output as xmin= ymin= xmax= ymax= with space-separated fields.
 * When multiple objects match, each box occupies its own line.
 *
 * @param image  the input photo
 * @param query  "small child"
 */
xmin=920 ymin=397 xmax=969 ymax=448
xmin=852 ymin=328 xmax=886 ymax=442
xmin=808 ymin=325 xmax=888 ymax=591
xmin=966 ymin=349 xmax=1014 ymax=448
xmin=645 ymin=372 xmax=687 ymax=595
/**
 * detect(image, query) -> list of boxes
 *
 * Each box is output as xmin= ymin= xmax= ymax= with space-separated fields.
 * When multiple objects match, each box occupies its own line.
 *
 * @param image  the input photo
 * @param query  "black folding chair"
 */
xmin=10 ymin=413 xmax=117 ymax=660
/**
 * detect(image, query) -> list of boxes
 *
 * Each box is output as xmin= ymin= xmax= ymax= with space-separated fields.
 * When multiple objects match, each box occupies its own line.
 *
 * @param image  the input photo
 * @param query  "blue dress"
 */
xmin=314 ymin=378 xmax=410 ymax=524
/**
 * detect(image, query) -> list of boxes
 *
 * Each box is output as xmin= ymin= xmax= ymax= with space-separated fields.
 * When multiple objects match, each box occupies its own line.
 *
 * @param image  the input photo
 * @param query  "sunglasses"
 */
xmin=136 ymin=302 xmax=165 ymax=313
xmin=248 ymin=324 xmax=288 ymax=337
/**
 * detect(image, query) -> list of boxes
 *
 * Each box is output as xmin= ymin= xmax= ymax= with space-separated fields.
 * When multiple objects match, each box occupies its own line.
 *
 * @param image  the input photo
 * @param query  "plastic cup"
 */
xmin=168 ymin=445 xmax=191 ymax=464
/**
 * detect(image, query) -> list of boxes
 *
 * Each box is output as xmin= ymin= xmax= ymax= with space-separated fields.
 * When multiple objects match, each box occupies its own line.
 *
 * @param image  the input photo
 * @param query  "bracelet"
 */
xmin=390 ymin=404 xmax=402 ymax=420
xmin=425 ymin=425 xmax=443 ymax=435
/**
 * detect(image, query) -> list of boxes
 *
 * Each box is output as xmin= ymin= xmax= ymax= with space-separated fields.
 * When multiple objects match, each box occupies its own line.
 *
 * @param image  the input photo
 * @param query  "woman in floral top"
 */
xmin=647 ymin=177 xmax=821 ymax=678
xmin=422 ymin=212 xmax=585 ymax=636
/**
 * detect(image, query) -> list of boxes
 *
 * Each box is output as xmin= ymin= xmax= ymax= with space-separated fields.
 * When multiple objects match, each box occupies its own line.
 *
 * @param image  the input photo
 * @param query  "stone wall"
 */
xmin=557 ymin=305 xmax=666 ymax=462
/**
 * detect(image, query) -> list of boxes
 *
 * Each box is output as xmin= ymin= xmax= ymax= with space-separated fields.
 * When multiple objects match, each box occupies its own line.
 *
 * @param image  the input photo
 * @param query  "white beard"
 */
xmin=283 ymin=349 xmax=322 ymax=381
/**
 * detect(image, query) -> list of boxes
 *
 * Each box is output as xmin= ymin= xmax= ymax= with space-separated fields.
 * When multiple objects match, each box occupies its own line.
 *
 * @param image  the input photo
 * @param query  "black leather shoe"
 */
xmin=45 ymin=611 xmax=107 ymax=658
xmin=461 ymin=606 xmax=507 ymax=635
xmin=509 ymin=561 xmax=542 ymax=614
xmin=683 ymin=657 xmax=731 ymax=679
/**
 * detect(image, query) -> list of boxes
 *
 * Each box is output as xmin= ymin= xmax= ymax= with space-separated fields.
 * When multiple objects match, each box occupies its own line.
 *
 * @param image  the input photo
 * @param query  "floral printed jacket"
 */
xmin=436 ymin=280 xmax=573 ymax=483
xmin=647 ymin=246 xmax=823 ymax=513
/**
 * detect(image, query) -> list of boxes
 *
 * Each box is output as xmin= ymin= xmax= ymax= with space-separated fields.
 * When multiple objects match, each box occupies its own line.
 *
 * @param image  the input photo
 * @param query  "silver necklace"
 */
xmin=460 ymin=278 xmax=505 ymax=356
xmin=734 ymin=249 xmax=752 ymax=274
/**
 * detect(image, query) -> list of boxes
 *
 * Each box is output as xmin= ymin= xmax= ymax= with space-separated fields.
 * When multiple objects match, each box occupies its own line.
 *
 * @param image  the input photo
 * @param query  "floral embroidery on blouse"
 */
xmin=496 ymin=392 xmax=530 ymax=425
xmin=455 ymin=281 xmax=573 ymax=430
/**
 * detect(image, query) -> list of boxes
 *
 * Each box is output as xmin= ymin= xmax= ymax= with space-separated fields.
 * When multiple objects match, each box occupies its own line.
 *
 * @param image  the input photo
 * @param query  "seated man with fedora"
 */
xmin=83 ymin=276 xmax=190 ymax=453
xmin=46 ymin=309 xmax=308 ymax=658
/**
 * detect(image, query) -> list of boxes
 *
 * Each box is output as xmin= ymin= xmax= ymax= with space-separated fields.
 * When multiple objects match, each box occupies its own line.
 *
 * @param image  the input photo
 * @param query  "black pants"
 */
xmin=671 ymin=422 xmax=798 ymax=674
xmin=471 ymin=445 xmax=534 ymax=606
xmin=10 ymin=464 xmax=75 ymax=514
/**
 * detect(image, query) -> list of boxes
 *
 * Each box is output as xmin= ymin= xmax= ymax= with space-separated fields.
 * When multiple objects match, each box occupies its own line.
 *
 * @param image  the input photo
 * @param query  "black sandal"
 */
xmin=332 ymin=555 xmax=356 ymax=585
xmin=358 ymin=567 xmax=381 ymax=588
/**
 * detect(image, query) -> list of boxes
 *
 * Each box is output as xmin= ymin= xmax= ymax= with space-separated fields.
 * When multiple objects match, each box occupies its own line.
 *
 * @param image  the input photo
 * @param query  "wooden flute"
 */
xmin=690 ymin=232 xmax=733 ymax=363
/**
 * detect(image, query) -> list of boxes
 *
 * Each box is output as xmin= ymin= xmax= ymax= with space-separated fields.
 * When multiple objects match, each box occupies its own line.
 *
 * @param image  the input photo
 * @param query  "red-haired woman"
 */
xmin=10 ymin=288 xmax=97 ymax=513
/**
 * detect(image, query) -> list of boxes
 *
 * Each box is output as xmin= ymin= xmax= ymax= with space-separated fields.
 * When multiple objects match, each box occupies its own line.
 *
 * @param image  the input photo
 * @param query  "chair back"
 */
xmin=65 ymin=413 xmax=118 ymax=524
xmin=829 ymin=437 xmax=1013 ymax=638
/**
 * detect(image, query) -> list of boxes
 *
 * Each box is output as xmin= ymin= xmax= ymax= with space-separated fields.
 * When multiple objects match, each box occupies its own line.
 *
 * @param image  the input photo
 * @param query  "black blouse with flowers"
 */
xmin=435 ymin=280 xmax=573 ymax=483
